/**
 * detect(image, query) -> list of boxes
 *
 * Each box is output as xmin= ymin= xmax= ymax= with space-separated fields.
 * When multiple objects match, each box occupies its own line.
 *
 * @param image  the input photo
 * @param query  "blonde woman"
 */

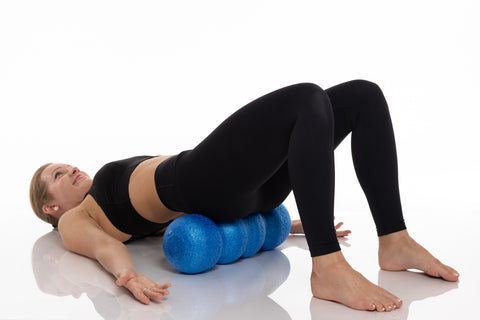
xmin=30 ymin=80 xmax=458 ymax=311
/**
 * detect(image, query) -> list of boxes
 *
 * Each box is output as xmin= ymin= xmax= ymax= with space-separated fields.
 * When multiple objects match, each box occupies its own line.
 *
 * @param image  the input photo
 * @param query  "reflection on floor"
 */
xmin=32 ymin=232 xmax=292 ymax=320
xmin=310 ymin=270 xmax=458 ymax=320
xmin=31 ymin=228 xmax=464 ymax=320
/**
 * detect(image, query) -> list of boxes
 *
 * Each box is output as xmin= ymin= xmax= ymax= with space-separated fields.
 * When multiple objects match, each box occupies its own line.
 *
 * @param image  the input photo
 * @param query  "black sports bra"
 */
xmin=86 ymin=156 xmax=173 ymax=241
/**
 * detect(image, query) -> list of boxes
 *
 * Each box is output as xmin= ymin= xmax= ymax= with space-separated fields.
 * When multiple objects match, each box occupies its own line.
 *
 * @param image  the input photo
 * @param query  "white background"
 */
xmin=1 ymin=0 xmax=479 ymax=319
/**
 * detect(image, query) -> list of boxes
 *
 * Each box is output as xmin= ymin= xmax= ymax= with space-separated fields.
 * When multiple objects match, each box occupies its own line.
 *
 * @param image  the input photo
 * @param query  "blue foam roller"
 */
xmin=217 ymin=220 xmax=248 ymax=264
xmin=241 ymin=213 xmax=266 ymax=258
xmin=163 ymin=214 xmax=222 ymax=274
xmin=261 ymin=204 xmax=291 ymax=251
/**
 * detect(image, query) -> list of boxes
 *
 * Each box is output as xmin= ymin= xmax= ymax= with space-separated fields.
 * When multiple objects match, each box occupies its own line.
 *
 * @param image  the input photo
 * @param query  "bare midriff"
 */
xmin=128 ymin=155 xmax=186 ymax=223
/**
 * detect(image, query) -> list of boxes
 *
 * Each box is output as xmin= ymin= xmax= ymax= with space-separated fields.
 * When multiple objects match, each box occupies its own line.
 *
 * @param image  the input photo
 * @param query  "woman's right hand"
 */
xmin=116 ymin=269 xmax=171 ymax=304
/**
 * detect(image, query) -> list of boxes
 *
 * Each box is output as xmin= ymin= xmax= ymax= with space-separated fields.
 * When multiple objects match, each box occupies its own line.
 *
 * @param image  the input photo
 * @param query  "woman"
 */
xmin=30 ymin=80 xmax=459 ymax=312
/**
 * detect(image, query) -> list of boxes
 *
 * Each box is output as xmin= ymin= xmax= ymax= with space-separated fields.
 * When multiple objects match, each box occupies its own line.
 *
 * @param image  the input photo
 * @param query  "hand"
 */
xmin=290 ymin=219 xmax=304 ymax=234
xmin=334 ymin=218 xmax=351 ymax=237
xmin=116 ymin=269 xmax=171 ymax=304
xmin=290 ymin=216 xmax=351 ymax=238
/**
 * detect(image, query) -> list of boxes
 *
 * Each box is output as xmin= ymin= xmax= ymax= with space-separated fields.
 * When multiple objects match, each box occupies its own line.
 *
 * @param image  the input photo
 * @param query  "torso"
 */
xmin=65 ymin=155 xmax=185 ymax=242
xmin=128 ymin=156 xmax=186 ymax=224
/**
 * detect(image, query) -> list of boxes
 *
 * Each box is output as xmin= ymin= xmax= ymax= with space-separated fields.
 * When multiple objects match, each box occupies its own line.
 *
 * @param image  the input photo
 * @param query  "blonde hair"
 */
xmin=29 ymin=163 xmax=59 ymax=228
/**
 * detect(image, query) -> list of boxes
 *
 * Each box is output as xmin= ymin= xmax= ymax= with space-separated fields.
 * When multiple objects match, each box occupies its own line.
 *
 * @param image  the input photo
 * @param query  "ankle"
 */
xmin=312 ymin=251 xmax=346 ymax=272
xmin=379 ymin=229 xmax=412 ymax=248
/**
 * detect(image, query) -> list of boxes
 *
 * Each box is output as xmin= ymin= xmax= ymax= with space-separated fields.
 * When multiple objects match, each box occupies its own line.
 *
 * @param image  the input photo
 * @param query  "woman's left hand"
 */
xmin=290 ymin=217 xmax=351 ymax=238
xmin=334 ymin=219 xmax=351 ymax=237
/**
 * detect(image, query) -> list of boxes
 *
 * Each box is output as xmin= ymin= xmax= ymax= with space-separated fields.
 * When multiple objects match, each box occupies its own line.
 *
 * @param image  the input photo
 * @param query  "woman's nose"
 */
xmin=71 ymin=167 xmax=79 ymax=175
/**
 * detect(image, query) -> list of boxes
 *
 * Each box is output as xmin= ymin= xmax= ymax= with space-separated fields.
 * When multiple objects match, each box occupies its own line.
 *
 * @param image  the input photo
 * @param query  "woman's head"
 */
xmin=30 ymin=163 xmax=92 ymax=227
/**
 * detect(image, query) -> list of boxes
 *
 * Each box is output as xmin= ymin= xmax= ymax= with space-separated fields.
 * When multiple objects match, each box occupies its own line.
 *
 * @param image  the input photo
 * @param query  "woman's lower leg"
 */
xmin=327 ymin=80 xmax=406 ymax=236
xmin=328 ymin=81 xmax=459 ymax=282
xmin=308 ymin=80 xmax=413 ymax=311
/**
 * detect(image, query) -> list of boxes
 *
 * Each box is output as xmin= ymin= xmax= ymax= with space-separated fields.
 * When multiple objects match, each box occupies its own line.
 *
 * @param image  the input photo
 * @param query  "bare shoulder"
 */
xmin=58 ymin=206 xmax=119 ymax=260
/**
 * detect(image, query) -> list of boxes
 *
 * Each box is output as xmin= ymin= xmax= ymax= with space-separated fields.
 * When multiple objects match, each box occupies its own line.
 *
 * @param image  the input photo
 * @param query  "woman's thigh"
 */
xmin=176 ymin=84 xmax=312 ymax=217
xmin=176 ymin=82 xmax=358 ymax=219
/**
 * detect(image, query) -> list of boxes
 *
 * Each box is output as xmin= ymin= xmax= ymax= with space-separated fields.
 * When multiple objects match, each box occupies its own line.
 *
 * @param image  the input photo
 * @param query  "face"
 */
xmin=41 ymin=163 xmax=93 ymax=215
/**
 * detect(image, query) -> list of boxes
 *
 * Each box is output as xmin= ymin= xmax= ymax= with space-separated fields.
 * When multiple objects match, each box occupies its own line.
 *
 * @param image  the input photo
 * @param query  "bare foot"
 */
xmin=311 ymin=251 xmax=402 ymax=312
xmin=378 ymin=230 xmax=459 ymax=282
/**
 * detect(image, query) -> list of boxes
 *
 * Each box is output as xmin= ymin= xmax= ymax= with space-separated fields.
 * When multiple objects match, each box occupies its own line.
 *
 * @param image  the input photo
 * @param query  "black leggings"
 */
xmin=155 ymin=80 xmax=406 ymax=257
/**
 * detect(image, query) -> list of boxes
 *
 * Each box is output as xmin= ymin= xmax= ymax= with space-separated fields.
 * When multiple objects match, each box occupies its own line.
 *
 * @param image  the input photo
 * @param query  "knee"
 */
xmin=348 ymin=79 xmax=385 ymax=103
xmin=291 ymin=82 xmax=330 ymax=103
xmin=344 ymin=80 xmax=390 ymax=116
xmin=290 ymin=83 xmax=333 ymax=123
xmin=350 ymin=79 xmax=382 ymax=92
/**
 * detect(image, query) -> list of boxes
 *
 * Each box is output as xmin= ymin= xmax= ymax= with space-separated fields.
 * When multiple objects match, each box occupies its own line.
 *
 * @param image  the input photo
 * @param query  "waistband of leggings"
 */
xmin=154 ymin=153 xmax=189 ymax=212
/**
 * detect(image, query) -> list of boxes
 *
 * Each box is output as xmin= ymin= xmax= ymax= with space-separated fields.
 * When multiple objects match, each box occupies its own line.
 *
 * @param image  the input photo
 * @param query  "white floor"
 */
xmin=2 ymin=197 xmax=479 ymax=319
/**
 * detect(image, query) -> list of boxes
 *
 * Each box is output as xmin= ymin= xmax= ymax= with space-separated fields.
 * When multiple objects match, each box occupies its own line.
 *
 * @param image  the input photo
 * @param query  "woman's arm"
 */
xmin=58 ymin=210 xmax=170 ymax=304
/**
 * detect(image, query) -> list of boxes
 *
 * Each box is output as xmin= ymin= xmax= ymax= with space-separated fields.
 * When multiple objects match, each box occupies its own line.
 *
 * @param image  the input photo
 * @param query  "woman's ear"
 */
xmin=43 ymin=204 xmax=59 ymax=215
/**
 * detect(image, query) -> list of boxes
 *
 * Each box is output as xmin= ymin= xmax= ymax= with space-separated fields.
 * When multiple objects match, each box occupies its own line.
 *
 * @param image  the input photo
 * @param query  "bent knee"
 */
xmin=350 ymin=79 xmax=382 ymax=91
xmin=287 ymin=83 xmax=328 ymax=101
xmin=289 ymin=83 xmax=333 ymax=119
xmin=345 ymin=79 xmax=389 ymax=113
xmin=349 ymin=79 xmax=384 ymax=100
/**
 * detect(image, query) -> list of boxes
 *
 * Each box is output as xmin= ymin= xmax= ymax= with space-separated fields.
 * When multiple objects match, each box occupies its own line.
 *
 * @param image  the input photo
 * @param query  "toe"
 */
xmin=358 ymin=301 xmax=377 ymax=311
xmin=428 ymin=260 xmax=459 ymax=281
xmin=394 ymin=298 xmax=403 ymax=309
xmin=375 ymin=302 xmax=386 ymax=312
xmin=379 ymin=290 xmax=400 ymax=310
xmin=441 ymin=266 xmax=460 ymax=282
xmin=378 ymin=295 xmax=398 ymax=312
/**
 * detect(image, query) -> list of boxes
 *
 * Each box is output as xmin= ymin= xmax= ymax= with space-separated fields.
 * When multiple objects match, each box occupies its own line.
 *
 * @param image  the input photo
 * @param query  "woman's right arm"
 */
xmin=58 ymin=210 xmax=171 ymax=304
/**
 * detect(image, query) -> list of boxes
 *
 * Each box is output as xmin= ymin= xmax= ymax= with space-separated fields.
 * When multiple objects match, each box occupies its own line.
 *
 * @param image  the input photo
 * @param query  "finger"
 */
xmin=147 ymin=287 xmax=169 ymax=300
xmin=161 ymin=290 xmax=170 ymax=296
xmin=337 ymin=230 xmax=350 ymax=237
xmin=149 ymin=286 xmax=170 ymax=296
xmin=155 ymin=283 xmax=172 ymax=290
xmin=144 ymin=288 xmax=166 ymax=301
xmin=134 ymin=288 xmax=151 ymax=305
xmin=334 ymin=222 xmax=343 ymax=230
xmin=336 ymin=230 xmax=351 ymax=237
xmin=148 ymin=284 xmax=170 ymax=295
